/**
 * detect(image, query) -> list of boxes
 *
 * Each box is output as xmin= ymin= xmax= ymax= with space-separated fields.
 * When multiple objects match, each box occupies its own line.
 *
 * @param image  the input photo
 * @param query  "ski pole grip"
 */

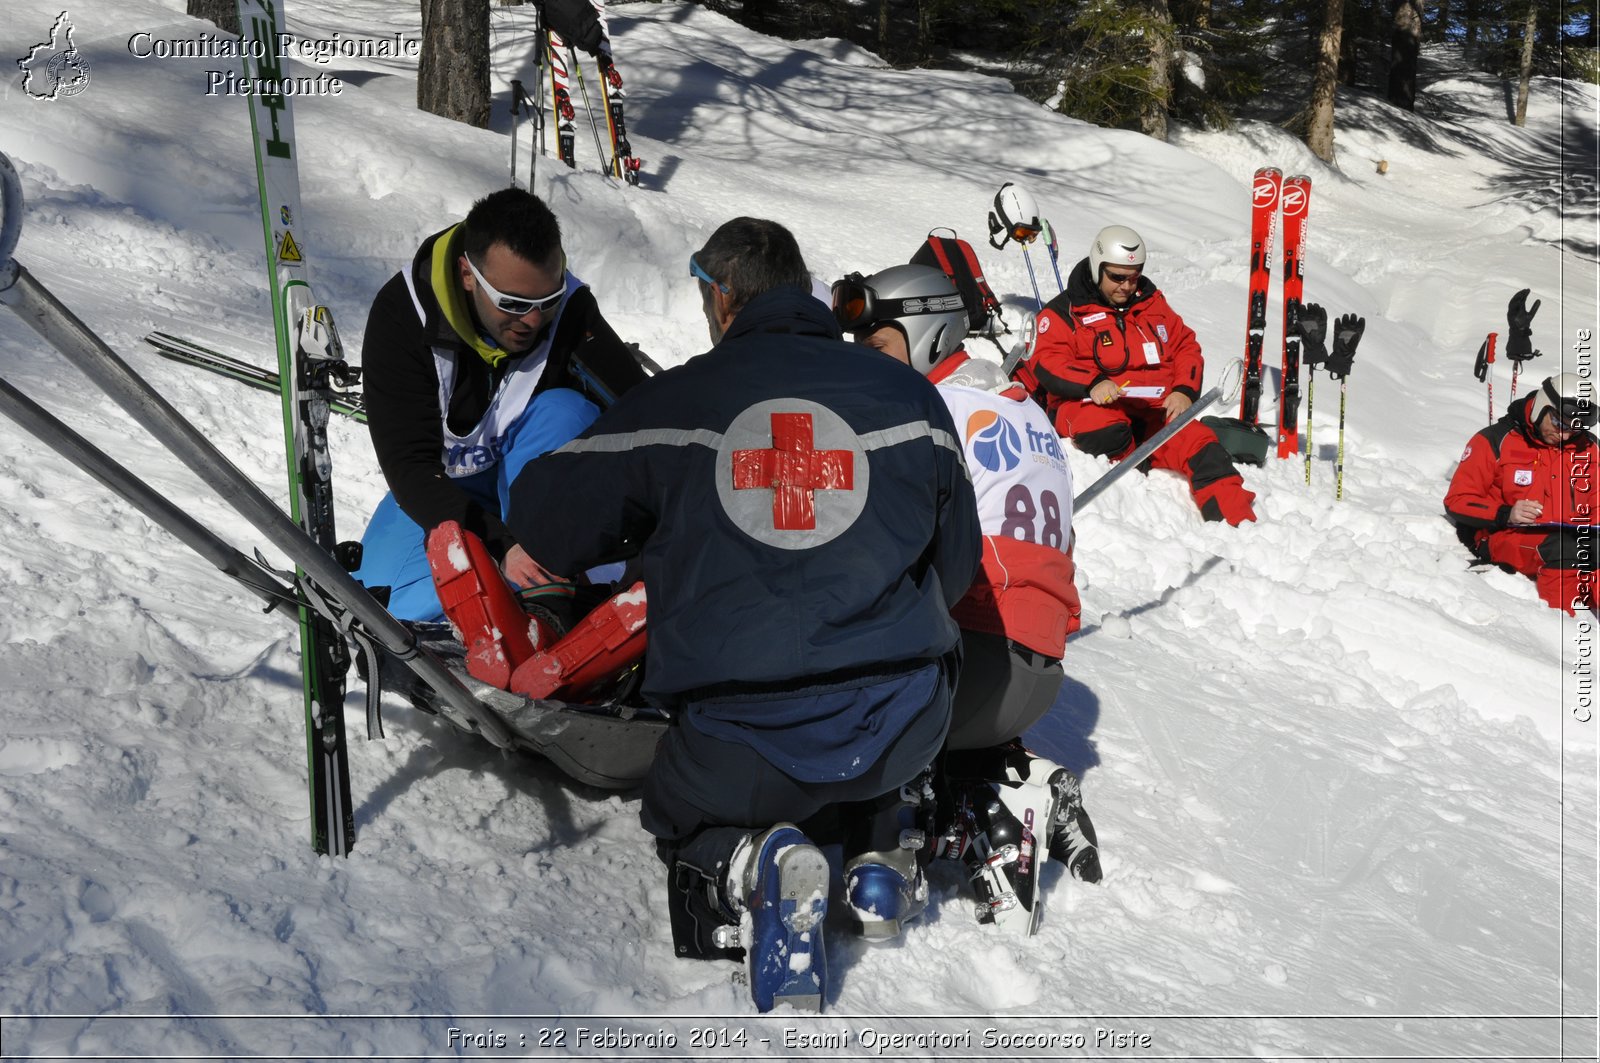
xmin=0 ymin=150 xmax=22 ymax=292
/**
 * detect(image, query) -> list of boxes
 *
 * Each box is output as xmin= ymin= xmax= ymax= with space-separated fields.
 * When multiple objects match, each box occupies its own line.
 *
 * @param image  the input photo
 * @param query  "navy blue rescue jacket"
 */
xmin=507 ymin=285 xmax=981 ymax=702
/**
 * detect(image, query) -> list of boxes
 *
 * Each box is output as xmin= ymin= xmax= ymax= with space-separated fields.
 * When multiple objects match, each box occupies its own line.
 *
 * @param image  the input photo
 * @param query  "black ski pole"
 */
xmin=568 ymin=45 xmax=612 ymax=179
xmin=510 ymin=78 xmax=526 ymax=188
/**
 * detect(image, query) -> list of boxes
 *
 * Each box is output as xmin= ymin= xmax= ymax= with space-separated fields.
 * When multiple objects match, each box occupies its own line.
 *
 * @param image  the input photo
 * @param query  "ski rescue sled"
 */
xmin=0 ymin=151 xmax=662 ymax=849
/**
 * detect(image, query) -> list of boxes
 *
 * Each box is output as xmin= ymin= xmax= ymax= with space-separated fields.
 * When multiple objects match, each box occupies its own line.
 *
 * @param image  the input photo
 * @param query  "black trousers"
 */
xmin=946 ymin=629 xmax=1064 ymax=751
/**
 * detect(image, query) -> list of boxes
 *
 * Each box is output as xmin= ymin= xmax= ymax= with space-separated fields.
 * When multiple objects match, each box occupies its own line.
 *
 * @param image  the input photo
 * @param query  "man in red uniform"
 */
xmin=1028 ymin=224 xmax=1255 ymax=525
xmin=1446 ymin=373 xmax=1598 ymax=614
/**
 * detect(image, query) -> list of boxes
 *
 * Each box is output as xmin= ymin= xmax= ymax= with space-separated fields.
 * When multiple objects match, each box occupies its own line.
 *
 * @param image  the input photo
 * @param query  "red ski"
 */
xmin=1240 ymin=167 xmax=1282 ymax=424
xmin=1276 ymin=174 xmax=1311 ymax=458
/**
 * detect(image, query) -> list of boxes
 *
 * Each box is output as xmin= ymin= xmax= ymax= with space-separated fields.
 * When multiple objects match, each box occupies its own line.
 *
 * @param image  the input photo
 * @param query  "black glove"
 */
xmin=1326 ymin=313 xmax=1364 ymax=380
xmin=1504 ymin=288 xmax=1542 ymax=363
xmin=1299 ymin=303 xmax=1329 ymax=369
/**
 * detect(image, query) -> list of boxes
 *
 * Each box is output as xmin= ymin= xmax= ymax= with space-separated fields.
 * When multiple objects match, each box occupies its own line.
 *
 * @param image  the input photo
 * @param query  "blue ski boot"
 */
xmin=735 ymin=824 xmax=829 ymax=1012
xmin=842 ymin=773 xmax=933 ymax=941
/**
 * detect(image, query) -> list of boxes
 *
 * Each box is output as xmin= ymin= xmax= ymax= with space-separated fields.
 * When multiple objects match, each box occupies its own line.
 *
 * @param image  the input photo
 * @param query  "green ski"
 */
xmin=237 ymin=0 xmax=355 ymax=856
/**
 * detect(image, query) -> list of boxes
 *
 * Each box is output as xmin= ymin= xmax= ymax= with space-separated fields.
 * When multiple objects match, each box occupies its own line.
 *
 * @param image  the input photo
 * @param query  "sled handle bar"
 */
xmin=0 ymin=151 xmax=21 ymax=291
xmin=1074 ymin=359 xmax=1245 ymax=513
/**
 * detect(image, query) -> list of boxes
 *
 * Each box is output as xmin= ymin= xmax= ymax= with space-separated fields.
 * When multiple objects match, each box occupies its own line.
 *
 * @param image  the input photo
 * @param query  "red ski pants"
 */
xmin=1484 ymin=528 xmax=1597 ymax=615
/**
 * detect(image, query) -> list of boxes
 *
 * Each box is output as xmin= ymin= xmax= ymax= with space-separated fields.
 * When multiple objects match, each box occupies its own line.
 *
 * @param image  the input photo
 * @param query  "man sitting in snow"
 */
xmin=1019 ymin=224 xmax=1256 ymax=525
xmin=353 ymin=187 xmax=645 ymax=621
xmin=836 ymin=263 xmax=1101 ymax=938
xmin=1446 ymin=372 xmax=1598 ymax=614
xmin=491 ymin=217 xmax=979 ymax=1012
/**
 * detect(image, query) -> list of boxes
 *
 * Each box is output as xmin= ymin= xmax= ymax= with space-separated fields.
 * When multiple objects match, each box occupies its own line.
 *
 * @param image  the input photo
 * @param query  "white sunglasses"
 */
xmin=463 ymin=253 xmax=567 ymax=316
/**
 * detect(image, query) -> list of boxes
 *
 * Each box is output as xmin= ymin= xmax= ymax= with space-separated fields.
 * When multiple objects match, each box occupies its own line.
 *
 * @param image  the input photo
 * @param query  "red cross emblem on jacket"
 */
xmin=731 ymin=412 xmax=854 ymax=530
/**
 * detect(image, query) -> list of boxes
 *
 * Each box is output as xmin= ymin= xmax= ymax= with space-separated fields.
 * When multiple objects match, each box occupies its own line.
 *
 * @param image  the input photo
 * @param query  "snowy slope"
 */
xmin=0 ymin=0 xmax=1596 ymax=1057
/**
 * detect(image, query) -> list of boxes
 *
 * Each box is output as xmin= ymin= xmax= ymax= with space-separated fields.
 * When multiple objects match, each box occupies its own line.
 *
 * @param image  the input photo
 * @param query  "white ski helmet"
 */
xmin=832 ymin=264 xmax=968 ymax=374
xmin=1528 ymin=372 xmax=1597 ymax=431
xmin=1089 ymin=224 xmax=1147 ymax=278
xmin=991 ymin=182 xmax=1042 ymax=245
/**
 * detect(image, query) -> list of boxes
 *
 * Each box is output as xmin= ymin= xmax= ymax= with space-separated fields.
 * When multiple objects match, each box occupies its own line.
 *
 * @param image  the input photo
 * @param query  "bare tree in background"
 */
xmin=1387 ymin=0 xmax=1423 ymax=110
xmin=1140 ymin=0 xmax=1175 ymax=141
xmin=420 ymin=0 xmax=491 ymax=128
xmin=187 ymin=0 xmax=239 ymax=34
xmin=1305 ymin=0 xmax=1347 ymax=161
xmin=1513 ymin=0 xmax=1537 ymax=125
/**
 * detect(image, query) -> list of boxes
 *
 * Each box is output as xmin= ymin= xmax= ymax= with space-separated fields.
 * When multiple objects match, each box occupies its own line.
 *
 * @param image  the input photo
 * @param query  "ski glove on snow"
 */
xmin=1299 ymin=303 xmax=1329 ymax=368
xmin=1326 ymin=313 xmax=1364 ymax=381
xmin=1504 ymin=288 xmax=1542 ymax=363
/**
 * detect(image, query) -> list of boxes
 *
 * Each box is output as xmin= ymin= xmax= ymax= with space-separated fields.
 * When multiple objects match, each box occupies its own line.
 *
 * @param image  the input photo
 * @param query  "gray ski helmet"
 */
xmin=1089 ymin=224 xmax=1147 ymax=278
xmin=848 ymin=264 xmax=968 ymax=374
xmin=993 ymin=182 xmax=1042 ymax=243
xmin=1529 ymin=372 xmax=1598 ymax=431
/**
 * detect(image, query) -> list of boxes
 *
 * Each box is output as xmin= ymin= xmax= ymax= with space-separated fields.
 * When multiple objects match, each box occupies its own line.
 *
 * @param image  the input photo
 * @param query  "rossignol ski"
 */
xmin=145 ymin=331 xmax=367 ymax=421
xmin=1276 ymin=174 xmax=1310 ymax=459
xmin=547 ymin=33 xmax=579 ymax=169
xmin=237 ymin=0 xmax=356 ymax=856
xmin=1240 ymin=167 xmax=1282 ymax=425
xmin=598 ymin=69 xmax=640 ymax=184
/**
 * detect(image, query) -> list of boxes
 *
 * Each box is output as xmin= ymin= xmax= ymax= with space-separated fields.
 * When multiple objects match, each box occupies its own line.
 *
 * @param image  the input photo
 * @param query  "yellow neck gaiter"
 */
xmin=430 ymin=224 xmax=512 ymax=368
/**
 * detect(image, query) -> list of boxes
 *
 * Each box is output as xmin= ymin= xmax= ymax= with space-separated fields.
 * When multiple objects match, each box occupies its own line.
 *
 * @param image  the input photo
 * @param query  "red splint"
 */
xmin=511 ymin=582 xmax=648 ymax=701
xmin=426 ymin=521 xmax=552 ymax=688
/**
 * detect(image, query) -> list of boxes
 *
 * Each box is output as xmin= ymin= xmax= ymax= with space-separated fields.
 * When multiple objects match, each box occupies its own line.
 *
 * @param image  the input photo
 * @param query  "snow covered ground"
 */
xmin=0 ymin=0 xmax=1596 ymax=1057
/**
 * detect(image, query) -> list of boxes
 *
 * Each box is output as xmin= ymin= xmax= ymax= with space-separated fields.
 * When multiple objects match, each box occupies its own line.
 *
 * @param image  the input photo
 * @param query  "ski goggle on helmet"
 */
xmin=987 ymin=182 xmax=1042 ymax=245
xmin=1529 ymin=372 xmax=1598 ymax=431
xmin=832 ymin=264 xmax=968 ymax=375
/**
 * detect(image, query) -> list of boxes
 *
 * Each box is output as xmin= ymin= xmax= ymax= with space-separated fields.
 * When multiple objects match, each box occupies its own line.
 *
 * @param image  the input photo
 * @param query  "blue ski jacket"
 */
xmin=507 ymin=285 xmax=981 ymax=706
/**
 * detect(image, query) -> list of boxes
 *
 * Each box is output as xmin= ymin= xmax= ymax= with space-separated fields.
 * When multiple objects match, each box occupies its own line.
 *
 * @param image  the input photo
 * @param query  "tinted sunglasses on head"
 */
xmin=464 ymin=252 xmax=567 ymax=316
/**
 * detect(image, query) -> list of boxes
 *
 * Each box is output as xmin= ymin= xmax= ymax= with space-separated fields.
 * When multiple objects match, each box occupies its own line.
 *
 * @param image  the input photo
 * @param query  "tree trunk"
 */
xmin=1513 ymin=0 xmax=1536 ymax=125
xmin=1306 ymin=0 xmax=1346 ymax=162
xmin=186 ymin=0 xmax=239 ymax=34
xmin=419 ymin=0 xmax=490 ymax=128
xmin=1140 ymin=0 xmax=1173 ymax=142
xmin=1464 ymin=0 xmax=1480 ymax=50
xmin=1339 ymin=0 xmax=1359 ymax=87
xmin=878 ymin=0 xmax=891 ymax=55
xmin=1386 ymin=0 xmax=1422 ymax=111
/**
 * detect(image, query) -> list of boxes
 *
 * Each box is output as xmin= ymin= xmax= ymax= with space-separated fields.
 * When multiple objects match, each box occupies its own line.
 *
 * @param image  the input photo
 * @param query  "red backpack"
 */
xmin=910 ymin=228 xmax=1004 ymax=336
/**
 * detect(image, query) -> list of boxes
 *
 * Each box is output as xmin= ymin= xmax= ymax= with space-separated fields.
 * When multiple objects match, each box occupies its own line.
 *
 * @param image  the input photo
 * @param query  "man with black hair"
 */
xmin=353 ymin=187 xmax=645 ymax=621
xmin=503 ymin=216 xmax=980 ymax=1011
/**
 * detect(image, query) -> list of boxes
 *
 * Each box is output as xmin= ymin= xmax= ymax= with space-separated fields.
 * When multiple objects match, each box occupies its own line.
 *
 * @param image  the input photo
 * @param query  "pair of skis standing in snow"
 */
xmin=514 ymin=0 xmax=641 ymax=186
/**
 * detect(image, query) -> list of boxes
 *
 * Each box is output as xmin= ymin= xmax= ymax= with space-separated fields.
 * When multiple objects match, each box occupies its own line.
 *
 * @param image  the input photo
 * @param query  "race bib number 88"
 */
xmin=1000 ymin=484 xmax=1065 ymax=548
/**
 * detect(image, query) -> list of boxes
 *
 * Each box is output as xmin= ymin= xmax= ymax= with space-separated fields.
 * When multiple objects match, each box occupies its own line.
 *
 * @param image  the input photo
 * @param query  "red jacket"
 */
xmin=1029 ymin=258 xmax=1204 ymax=409
xmin=1445 ymin=395 xmax=1598 ymax=534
